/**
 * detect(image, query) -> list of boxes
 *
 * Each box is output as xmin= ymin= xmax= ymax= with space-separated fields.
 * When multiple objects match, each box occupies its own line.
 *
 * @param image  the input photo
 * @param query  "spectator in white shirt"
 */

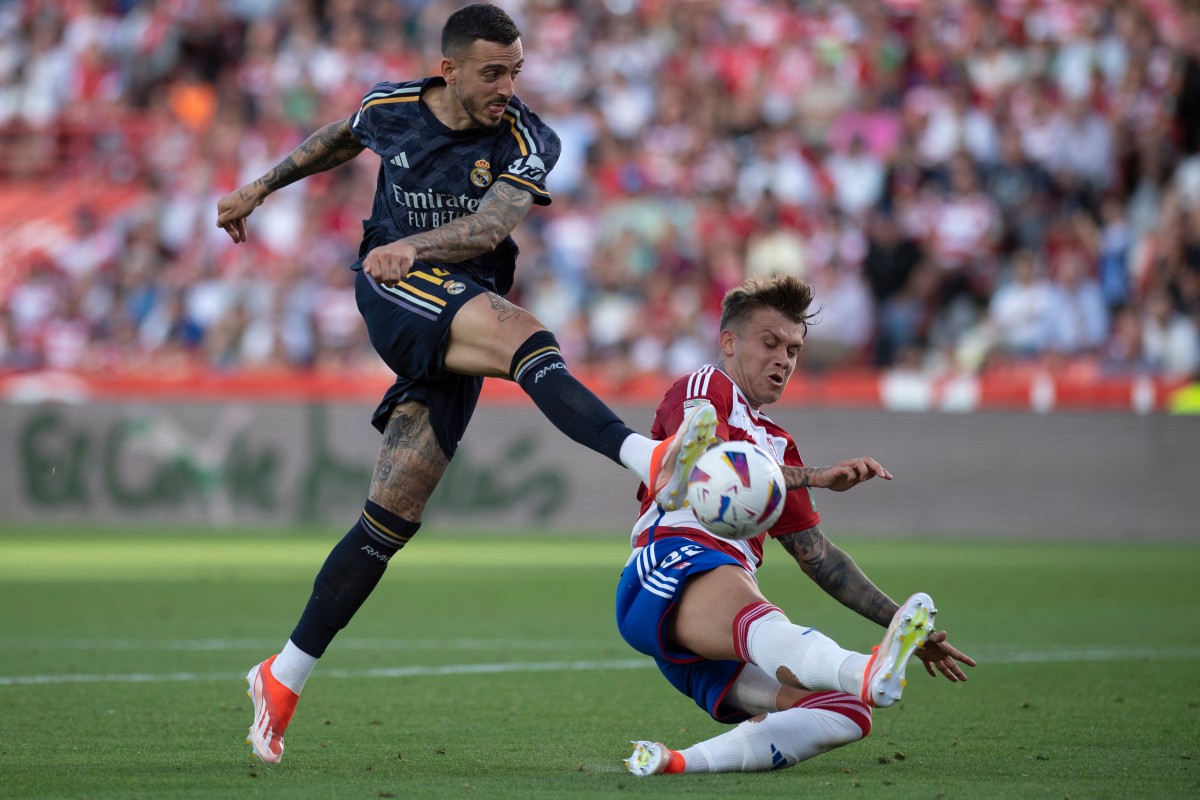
xmin=1141 ymin=289 xmax=1199 ymax=378
xmin=1049 ymin=249 xmax=1109 ymax=355
xmin=825 ymin=134 xmax=886 ymax=220
xmin=988 ymin=249 xmax=1058 ymax=359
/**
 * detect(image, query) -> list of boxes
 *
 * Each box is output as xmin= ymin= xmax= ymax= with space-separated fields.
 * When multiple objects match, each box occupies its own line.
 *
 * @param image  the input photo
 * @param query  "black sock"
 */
xmin=289 ymin=501 xmax=419 ymax=658
xmin=509 ymin=331 xmax=635 ymax=465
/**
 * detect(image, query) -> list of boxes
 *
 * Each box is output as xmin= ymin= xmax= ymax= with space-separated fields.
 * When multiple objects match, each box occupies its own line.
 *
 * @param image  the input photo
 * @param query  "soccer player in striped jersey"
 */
xmin=216 ymin=4 xmax=715 ymax=764
xmin=618 ymin=275 xmax=975 ymax=776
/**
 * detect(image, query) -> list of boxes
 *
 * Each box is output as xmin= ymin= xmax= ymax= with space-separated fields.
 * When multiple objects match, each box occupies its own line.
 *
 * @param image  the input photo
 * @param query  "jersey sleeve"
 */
xmin=350 ymin=81 xmax=415 ymax=153
xmin=496 ymin=101 xmax=560 ymax=206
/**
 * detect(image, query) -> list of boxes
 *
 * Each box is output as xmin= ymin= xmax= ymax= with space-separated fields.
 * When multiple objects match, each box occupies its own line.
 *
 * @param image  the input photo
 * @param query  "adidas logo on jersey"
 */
xmin=390 ymin=152 xmax=410 ymax=168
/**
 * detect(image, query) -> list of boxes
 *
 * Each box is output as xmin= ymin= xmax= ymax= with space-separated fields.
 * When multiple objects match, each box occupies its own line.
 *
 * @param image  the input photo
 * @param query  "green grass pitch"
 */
xmin=0 ymin=526 xmax=1197 ymax=799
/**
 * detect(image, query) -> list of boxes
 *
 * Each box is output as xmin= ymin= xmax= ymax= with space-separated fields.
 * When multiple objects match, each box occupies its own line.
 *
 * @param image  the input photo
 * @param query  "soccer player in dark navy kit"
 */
xmin=216 ymin=4 xmax=719 ymax=763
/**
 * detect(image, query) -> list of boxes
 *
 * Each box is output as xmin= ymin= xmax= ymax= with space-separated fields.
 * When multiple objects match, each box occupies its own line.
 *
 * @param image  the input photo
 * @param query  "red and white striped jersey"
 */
xmin=631 ymin=365 xmax=821 ymax=572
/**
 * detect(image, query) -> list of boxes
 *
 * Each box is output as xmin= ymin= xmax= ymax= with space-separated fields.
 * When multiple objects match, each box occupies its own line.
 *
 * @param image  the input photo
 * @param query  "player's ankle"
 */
xmin=838 ymin=652 xmax=870 ymax=697
xmin=618 ymin=433 xmax=657 ymax=484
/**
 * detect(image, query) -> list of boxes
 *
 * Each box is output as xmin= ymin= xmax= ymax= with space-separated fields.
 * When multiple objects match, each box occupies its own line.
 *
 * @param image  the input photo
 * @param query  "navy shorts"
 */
xmin=615 ymin=535 xmax=755 ymax=724
xmin=354 ymin=266 xmax=490 ymax=459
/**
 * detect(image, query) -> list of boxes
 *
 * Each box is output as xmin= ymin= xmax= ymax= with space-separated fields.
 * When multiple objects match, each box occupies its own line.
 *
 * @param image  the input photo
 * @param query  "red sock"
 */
xmin=663 ymin=748 xmax=687 ymax=774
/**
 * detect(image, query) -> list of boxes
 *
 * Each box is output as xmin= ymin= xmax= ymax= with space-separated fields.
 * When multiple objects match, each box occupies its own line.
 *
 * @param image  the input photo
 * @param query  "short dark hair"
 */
xmin=441 ymin=4 xmax=520 ymax=57
xmin=720 ymin=275 xmax=816 ymax=335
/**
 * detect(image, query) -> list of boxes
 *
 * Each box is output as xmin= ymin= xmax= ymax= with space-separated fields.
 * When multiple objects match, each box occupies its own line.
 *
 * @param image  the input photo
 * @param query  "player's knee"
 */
xmin=509 ymin=329 xmax=564 ymax=384
xmin=448 ymin=296 xmax=547 ymax=376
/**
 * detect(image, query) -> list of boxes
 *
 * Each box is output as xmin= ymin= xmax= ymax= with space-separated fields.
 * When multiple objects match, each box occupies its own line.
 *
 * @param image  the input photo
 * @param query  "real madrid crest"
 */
xmin=470 ymin=159 xmax=492 ymax=188
xmin=443 ymin=280 xmax=466 ymax=295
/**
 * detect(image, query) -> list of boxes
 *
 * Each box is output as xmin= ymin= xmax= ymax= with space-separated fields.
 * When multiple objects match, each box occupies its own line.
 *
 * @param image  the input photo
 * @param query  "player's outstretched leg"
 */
xmin=246 ymin=655 xmax=299 ymax=763
xmin=862 ymin=592 xmax=937 ymax=708
xmin=648 ymin=403 xmax=719 ymax=511
xmin=624 ymin=692 xmax=872 ymax=775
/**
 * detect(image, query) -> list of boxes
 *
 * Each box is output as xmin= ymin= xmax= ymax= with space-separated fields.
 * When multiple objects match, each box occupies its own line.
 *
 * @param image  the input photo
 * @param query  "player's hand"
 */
xmin=362 ymin=240 xmax=418 ymax=285
xmin=811 ymin=457 xmax=892 ymax=492
xmin=915 ymin=629 xmax=976 ymax=682
xmin=216 ymin=186 xmax=266 ymax=244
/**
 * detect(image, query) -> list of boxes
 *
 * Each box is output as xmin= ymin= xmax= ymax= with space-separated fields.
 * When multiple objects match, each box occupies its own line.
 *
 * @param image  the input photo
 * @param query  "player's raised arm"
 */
xmin=216 ymin=116 xmax=365 ymax=244
xmin=780 ymin=457 xmax=893 ymax=493
xmin=360 ymin=181 xmax=534 ymax=284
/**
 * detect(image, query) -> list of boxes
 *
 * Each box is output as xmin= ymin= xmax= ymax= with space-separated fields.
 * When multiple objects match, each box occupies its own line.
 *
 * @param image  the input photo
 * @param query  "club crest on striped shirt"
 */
xmin=470 ymin=159 xmax=492 ymax=188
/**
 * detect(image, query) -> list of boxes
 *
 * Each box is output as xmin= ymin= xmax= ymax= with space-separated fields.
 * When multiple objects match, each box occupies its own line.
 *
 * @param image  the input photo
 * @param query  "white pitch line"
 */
xmin=0 ymin=637 xmax=614 ymax=652
xmin=973 ymin=645 xmax=1200 ymax=663
xmin=0 ymin=659 xmax=652 ymax=687
xmin=0 ymin=647 xmax=1197 ymax=687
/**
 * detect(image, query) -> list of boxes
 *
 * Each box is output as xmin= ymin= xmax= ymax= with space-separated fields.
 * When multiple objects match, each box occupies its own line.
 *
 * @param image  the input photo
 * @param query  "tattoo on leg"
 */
xmin=370 ymin=404 xmax=448 ymax=519
xmin=486 ymin=292 xmax=524 ymax=323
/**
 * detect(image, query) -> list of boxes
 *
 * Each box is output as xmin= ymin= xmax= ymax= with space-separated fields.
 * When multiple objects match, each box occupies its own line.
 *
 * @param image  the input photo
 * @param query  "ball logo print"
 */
xmin=686 ymin=441 xmax=786 ymax=540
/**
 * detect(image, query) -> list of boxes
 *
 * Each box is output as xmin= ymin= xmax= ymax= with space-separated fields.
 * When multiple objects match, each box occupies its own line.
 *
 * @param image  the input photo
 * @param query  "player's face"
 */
xmin=447 ymin=39 xmax=523 ymax=129
xmin=720 ymin=308 xmax=805 ymax=409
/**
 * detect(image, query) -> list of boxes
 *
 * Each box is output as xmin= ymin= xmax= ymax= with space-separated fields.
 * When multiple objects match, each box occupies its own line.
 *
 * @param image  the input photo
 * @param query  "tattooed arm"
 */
xmin=360 ymin=182 xmax=534 ymax=284
xmin=408 ymin=182 xmax=533 ymax=261
xmin=777 ymin=457 xmax=977 ymax=680
xmin=780 ymin=458 xmax=892 ymax=493
xmin=776 ymin=456 xmax=893 ymax=621
xmin=216 ymin=117 xmax=365 ymax=243
xmin=779 ymin=518 xmax=978 ymax=681
xmin=776 ymin=525 xmax=898 ymax=628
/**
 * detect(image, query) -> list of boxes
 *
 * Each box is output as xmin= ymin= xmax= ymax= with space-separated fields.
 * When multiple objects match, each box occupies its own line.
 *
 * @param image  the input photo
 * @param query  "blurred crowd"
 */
xmin=2 ymin=0 xmax=1200 ymax=384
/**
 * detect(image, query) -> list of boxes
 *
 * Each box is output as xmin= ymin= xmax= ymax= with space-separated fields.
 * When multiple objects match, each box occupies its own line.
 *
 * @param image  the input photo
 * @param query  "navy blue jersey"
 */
xmin=350 ymin=77 xmax=560 ymax=296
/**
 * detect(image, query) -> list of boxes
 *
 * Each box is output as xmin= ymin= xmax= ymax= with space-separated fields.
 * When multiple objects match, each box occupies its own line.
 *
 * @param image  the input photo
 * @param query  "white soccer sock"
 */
xmin=618 ymin=433 xmax=657 ymax=484
xmin=678 ymin=705 xmax=867 ymax=773
xmin=838 ymin=651 xmax=872 ymax=698
xmin=737 ymin=605 xmax=869 ymax=696
xmin=271 ymin=640 xmax=318 ymax=695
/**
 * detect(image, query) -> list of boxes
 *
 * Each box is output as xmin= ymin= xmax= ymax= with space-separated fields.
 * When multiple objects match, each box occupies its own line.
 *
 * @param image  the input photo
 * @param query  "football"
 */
xmin=686 ymin=441 xmax=787 ymax=540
